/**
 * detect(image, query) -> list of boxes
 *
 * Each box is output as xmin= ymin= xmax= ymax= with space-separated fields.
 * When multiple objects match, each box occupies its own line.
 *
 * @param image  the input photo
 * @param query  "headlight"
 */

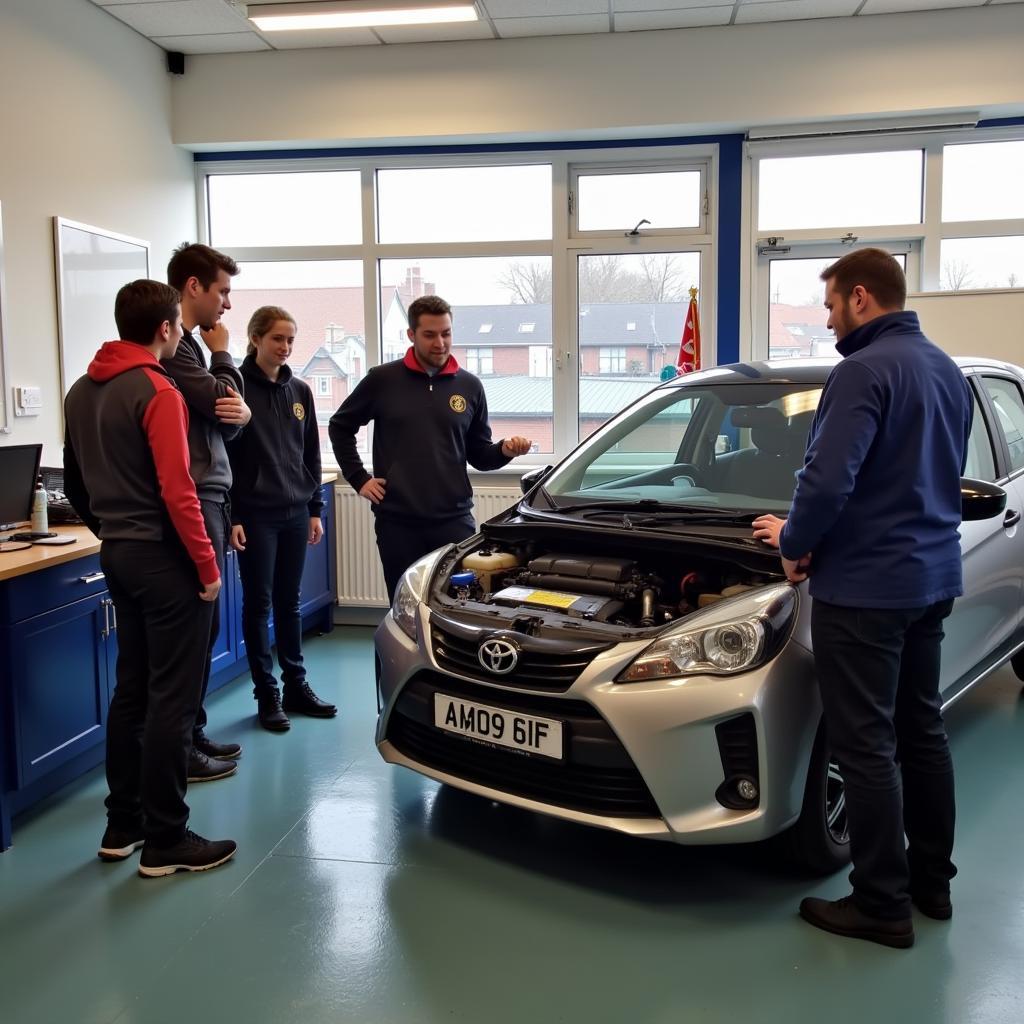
xmin=617 ymin=584 xmax=797 ymax=682
xmin=391 ymin=546 xmax=450 ymax=640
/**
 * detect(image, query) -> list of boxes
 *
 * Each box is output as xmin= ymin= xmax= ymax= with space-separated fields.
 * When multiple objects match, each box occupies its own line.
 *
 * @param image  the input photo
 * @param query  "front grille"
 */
xmin=431 ymin=620 xmax=610 ymax=693
xmin=386 ymin=671 xmax=660 ymax=818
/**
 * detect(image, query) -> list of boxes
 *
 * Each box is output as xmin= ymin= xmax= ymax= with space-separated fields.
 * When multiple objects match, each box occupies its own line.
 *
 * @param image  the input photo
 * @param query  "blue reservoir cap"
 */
xmin=451 ymin=571 xmax=476 ymax=587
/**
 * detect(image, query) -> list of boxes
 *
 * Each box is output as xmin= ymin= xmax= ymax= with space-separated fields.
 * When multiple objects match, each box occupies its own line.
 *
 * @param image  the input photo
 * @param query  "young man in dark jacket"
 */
xmin=753 ymin=248 xmax=972 ymax=948
xmin=164 ymin=243 xmax=250 ymax=782
xmin=64 ymin=279 xmax=236 ymax=877
xmin=328 ymin=294 xmax=532 ymax=601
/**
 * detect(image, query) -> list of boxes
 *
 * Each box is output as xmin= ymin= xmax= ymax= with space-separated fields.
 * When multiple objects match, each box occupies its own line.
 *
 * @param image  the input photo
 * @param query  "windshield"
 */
xmin=536 ymin=380 xmax=823 ymax=513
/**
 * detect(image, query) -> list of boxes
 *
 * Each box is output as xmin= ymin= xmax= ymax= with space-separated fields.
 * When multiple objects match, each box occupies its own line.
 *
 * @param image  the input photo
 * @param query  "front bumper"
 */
xmin=375 ymin=603 xmax=820 ymax=845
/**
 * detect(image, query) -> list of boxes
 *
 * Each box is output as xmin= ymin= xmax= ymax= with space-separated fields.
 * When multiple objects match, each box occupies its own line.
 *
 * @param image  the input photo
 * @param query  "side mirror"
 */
xmin=520 ymin=465 xmax=553 ymax=495
xmin=961 ymin=477 xmax=1007 ymax=522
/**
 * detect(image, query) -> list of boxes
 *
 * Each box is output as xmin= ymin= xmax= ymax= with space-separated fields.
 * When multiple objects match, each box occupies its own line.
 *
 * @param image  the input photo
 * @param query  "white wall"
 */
xmin=911 ymin=290 xmax=1024 ymax=366
xmin=173 ymin=7 xmax=1024 ymax=150
xmin=0 ymin=0 xmax=196 ymax=461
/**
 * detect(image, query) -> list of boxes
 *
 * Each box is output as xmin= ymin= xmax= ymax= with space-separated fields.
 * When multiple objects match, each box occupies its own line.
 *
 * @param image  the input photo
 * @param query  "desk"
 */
xmin=0 ymin=479 xmax=337 ymax=849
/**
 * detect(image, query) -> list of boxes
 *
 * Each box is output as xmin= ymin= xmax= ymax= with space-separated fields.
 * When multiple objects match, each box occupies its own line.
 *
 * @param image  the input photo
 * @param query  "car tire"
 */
xmin=1012 ymin=649 xmax=1024 ymax=682
xmin=783 ymin=721 xmax=851 ymax=876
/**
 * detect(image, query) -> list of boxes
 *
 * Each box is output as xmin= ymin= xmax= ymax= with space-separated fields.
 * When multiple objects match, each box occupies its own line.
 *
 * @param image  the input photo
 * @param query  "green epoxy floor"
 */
xmin=3 ymin=626 xmax=1024 ymax=1024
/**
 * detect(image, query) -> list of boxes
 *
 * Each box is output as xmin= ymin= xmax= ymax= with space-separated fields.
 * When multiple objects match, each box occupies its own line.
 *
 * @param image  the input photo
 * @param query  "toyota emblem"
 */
xmin=478 ymin=638 xmax=519 ymax=675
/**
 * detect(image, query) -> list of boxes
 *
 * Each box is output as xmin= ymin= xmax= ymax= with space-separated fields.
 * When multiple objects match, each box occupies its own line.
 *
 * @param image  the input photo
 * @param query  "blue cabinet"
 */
xmin=0 ymin=480 xmax=336 ymax=849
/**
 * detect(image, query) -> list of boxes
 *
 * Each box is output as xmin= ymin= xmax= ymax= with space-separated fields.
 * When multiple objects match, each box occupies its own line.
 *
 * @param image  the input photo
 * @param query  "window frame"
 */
xmin=196 ymin=142 xmax=721 ymax=468
xmin=746 ymin=126 xmax=1024 ymax=360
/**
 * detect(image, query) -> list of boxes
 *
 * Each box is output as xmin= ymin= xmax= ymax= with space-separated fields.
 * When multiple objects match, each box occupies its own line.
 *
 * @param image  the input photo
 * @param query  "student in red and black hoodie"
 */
xmin=227 ymin=306 xmax=337 ymax=732
xmin=63 ymin=280 xmax=236 ymax=878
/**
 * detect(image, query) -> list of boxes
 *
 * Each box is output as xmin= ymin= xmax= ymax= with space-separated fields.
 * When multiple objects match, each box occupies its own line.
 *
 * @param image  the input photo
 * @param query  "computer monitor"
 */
xmin=0 ymin=444 xmax=42 ymax=530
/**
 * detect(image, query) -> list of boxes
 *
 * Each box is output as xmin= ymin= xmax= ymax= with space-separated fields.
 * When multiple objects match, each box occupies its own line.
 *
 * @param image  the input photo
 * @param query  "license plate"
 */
xmin=433 ymin=693 xmax=563 ymax=760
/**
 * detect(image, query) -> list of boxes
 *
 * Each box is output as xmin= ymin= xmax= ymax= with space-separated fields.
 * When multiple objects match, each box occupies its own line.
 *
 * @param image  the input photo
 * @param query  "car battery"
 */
xmin=491 ymin=585 xmax=616 ymax=619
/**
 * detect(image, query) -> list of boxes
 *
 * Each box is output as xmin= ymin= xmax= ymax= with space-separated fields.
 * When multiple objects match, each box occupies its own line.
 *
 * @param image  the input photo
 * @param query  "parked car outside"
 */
xmin=374 ymin=357 xmax=1024 ymax=872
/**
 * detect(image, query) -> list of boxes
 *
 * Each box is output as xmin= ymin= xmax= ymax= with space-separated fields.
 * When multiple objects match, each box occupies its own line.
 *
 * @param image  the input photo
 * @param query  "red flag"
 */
xmin=676 ymin=287 xmax=701 ymax=374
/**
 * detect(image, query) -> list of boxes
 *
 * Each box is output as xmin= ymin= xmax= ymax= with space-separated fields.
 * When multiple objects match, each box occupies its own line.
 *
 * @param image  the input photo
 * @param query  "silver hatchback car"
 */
xmin=374 ymin=358 xmax=1024 ymax=873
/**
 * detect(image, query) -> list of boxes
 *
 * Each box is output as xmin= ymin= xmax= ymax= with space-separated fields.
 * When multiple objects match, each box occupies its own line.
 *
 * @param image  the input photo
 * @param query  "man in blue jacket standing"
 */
xmin=753 ymin=248 xmax=972 ymax=949
xmin=329 ymin=294 xmax=531 ymax=601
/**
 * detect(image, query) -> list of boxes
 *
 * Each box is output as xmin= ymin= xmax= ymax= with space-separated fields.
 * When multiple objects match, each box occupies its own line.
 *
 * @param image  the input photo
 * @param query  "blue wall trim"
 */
xmin=978 ymin=116 xmax=1024 ymax=128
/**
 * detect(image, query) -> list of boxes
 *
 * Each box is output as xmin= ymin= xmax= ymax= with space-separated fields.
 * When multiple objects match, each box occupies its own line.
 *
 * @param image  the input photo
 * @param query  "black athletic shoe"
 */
xmin=911 ymin=889 xmax=953 ymax=921
xmin=138 ymin=829 xmax=237 ymax=878
xmin=799 ymin=895 xmax=914 ymax=949
xmin=194 ymin=731 xmax=242 ymax=760
xmin=98 ymin=826 xmax=145 ymax=861
xmin=187 ymin=748 xmax=237 ymax=783
xmin=282 ymin=682 xmax=337 ymax=719
xmin=257 ymin=689 xmax=291 ymax=732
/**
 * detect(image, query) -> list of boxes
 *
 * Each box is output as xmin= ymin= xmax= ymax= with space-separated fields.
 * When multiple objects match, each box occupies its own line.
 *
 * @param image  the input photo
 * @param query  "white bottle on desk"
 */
xmin=31 ymin=477 xmax=49 ymax=535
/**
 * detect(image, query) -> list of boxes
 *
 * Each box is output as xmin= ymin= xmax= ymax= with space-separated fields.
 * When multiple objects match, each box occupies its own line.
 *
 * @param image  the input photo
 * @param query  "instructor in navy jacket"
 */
xmin=329 ymin=294 xmax=531 ymax=601
xmin=752 ymin=248 xmax=972 ymax=949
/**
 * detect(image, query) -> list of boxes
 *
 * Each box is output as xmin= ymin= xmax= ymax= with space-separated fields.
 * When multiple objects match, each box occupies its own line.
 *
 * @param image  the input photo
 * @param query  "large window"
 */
xmin=750 ymin=128 xmax=1024 ymax=358
xmin=200 ymin=145 xmax=717 ymax=466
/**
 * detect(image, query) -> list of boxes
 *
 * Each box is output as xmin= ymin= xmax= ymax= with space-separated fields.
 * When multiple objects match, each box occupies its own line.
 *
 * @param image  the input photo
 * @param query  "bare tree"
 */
xmin=499 ymin=262 xmax=551 ymax=304
xmin=636 ymin=254 xmax=687 ymax=302
xmin=942 ymin=259 xmax=973 ymax=293
xmin=1008 ymin=272 xmax=1019 ymax=288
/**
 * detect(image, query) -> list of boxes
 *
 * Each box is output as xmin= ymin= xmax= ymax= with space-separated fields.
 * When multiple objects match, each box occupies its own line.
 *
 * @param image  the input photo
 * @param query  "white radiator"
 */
xmin=334 ymin=485 xmax=521 ymax=608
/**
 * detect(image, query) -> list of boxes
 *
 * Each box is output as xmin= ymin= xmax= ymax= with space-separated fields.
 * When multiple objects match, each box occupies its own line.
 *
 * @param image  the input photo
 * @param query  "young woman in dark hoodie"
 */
xmin=228 ymin=306 xmax=337 ymax=731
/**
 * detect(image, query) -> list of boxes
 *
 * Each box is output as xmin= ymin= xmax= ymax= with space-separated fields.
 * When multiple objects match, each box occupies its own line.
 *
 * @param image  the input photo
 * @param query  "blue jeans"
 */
xmin=237 ymin=509 xmax=310 ymax=696
xmin=811 ymin=598 xmax=957 ymax=918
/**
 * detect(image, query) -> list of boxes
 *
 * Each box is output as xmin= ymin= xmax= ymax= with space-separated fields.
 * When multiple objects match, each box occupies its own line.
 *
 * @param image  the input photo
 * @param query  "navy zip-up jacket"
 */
xmin=328 ymin=348 xmax=510 ymax=523
xmin=227 ymin=356 xmax=323 ymax=522
xmin=780 ymin=311 xmax=972 ymax=609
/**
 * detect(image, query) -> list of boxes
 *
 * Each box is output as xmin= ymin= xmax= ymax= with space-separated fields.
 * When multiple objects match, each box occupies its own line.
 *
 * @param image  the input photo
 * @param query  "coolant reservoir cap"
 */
xmin=451 ymin=571 xmax=477 ymax=587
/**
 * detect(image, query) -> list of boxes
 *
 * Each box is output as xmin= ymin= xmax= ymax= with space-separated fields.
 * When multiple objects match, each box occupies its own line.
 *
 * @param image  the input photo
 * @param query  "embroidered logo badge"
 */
xmin=449 ymin=394 xmax=467 ymax=413
xmin=293 ymin=403 xmax=305 ymax=420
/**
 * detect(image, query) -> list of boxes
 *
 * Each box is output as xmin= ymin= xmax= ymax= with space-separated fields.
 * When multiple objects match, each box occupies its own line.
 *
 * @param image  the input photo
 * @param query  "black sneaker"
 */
xmin=282 ymin=682 xmax=338 ymax=719
xmin=187 ymin=748 xmax=237 ymax=783
xmin=911 ymin=888 xmax=953 ymax=921
xmin=799 ymin=895 xmax=914 ymax=949
xmin=138 ymin=829 xmax=237 ymax=878
xmin=98 ymin=826 xmax=145 ymax=861
xmin=194 ymin=731 xmax=242 ymax=760
xmin=257 ymin=689 xmax=291 ymax=732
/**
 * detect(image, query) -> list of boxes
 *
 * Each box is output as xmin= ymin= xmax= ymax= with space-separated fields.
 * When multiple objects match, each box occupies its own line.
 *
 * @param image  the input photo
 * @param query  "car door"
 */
xmin=939 ymin=376 xmax=1023 ymax=693
xmin=981 ymin=372 xmax=1024 ymax=630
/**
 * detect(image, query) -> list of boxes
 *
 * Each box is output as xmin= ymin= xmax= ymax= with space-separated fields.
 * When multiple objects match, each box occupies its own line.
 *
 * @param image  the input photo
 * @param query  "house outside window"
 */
xmin=314 ymin=375 xmax=331 ymax=396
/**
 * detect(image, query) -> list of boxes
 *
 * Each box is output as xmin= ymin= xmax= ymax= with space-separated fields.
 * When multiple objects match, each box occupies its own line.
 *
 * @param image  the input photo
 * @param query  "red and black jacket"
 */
xmin=63 ymin=341 xmax=218 ymax=586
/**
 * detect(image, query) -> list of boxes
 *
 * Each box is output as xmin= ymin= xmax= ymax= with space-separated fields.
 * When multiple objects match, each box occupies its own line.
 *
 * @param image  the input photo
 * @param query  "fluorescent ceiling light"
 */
xmin=247 ymin=0 xmax=478 ymax=31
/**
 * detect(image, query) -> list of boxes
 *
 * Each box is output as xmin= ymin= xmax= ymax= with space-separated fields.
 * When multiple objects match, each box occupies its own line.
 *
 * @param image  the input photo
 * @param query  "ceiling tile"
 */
xmin=493 ymin=14 xmax=611 ymax=36
xmin=859 ymin=0 xmax=984 ymax=12
xmin=616 ymin=7 xmax=734 ymax=28
xmin=374 ymin=20 xmax=496 ymax=43
xmin=736 ymin=0 xmax=859 ymax=22
xmin=100 ymin=0 xmax=249 ymax=36
xmin=482 ymin=0 xmax=608 ymax=16
xmin=150 ymin=31 xmax=271 ymax=52
xmin=263 ymin=25 xmax=382 ymax=46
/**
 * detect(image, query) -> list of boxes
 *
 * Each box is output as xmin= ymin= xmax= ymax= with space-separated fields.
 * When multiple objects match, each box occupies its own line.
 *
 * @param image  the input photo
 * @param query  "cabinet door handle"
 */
xmin=109 ymin=601 xmax=117 ymax=631
xmin=79 ymin=571 xmax=105 ymax=584
xmin=101 ymin=599 xmax=110 ymax=639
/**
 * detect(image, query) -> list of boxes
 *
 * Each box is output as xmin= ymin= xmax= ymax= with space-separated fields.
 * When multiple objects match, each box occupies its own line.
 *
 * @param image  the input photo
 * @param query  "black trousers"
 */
xmin=194 ymin=498 xmax=229 ymax=738
xmin=238 ymin=508 xmax=309 ymax=697
xmin=375 ymin=513 xmax=476 ymax=602
xmin=101 ymin=540 xmax=214 ymax=846
xmin=811 ymin=598 xmax=957 ymax=919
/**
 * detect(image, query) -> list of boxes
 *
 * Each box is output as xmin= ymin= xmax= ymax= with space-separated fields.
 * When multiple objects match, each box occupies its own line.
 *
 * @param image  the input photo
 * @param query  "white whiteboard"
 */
xmin=911 ymin=289 xmax=1024 ymax=367
xmin=54 ymin=218 xmax=150 ymax=398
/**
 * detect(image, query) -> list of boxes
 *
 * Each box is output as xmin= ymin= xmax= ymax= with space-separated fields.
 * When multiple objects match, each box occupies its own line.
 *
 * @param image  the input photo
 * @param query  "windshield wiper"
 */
xmin=630 ymin=510 xmax=762 ymax=528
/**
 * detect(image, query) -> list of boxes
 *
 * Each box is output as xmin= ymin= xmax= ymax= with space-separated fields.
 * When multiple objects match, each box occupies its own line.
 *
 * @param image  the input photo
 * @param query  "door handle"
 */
xmin=101 ymin=598 xmax=110 ymax=639
xmin=1005 ymin=509 xmax=1022 ymax=528
xmin=79 ymin=571 xmax=105 ymax=584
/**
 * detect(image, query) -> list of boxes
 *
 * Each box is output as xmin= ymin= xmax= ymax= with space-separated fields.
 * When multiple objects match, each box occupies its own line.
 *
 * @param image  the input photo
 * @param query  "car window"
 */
xmin=963 ymin=389 xmax=997 ymax=482
xmin=982 ymin=376 xmax=1024 ymax=474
